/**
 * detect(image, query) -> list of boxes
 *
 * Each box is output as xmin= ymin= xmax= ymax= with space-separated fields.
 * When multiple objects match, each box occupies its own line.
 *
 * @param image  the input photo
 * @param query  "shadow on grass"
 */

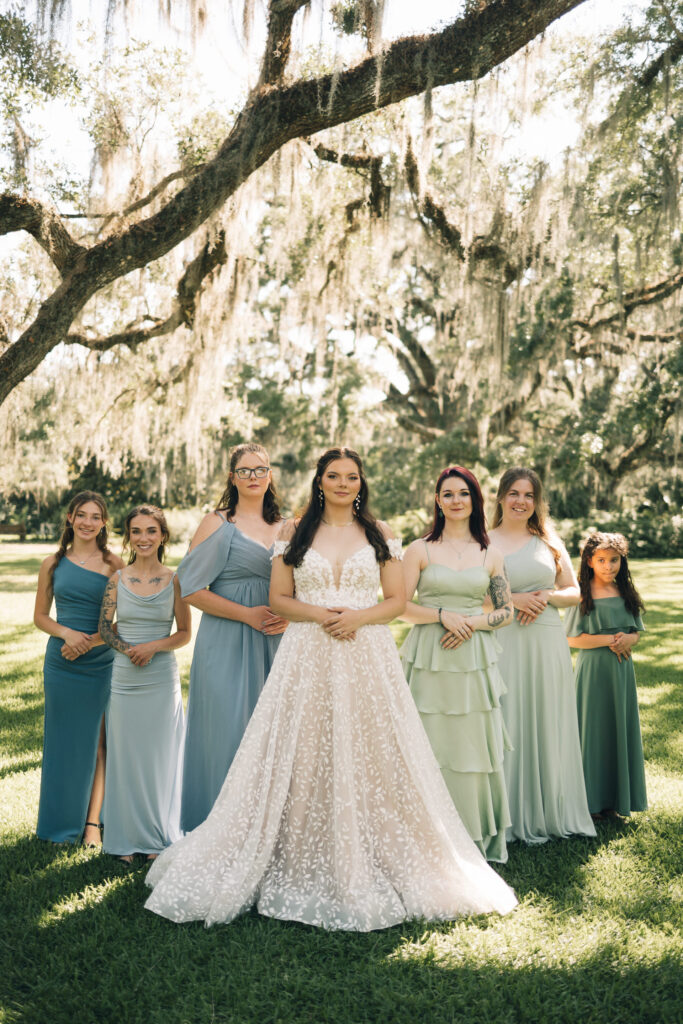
xmin=0 ymin=685 xmax=43 ymax=762
xmin=0 ymin=833 xmax=681 ymax=1024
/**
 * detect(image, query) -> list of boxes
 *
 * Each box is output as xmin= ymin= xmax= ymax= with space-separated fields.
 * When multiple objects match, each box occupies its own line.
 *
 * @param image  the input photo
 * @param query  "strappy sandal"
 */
xmin=83 ymin=821 xmax=103 ymax=848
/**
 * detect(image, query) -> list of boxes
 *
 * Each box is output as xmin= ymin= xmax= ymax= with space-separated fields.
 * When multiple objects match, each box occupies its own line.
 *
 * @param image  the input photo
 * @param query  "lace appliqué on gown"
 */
xmin=145 ymin=543 xmax=516 ymax=931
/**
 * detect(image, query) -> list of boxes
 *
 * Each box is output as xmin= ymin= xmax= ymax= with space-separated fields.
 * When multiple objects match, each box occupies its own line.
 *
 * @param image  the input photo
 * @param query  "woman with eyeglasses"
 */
xmin=178 ymin=443 xmax=288 ymax=832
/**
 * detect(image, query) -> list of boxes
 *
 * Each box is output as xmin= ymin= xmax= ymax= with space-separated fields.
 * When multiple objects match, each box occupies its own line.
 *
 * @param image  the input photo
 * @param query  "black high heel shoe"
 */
xmin=83 ymin=821 xmax=103 ymax=848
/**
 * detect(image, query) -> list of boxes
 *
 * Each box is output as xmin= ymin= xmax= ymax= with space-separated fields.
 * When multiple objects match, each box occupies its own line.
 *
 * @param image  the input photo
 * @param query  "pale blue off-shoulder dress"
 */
xmin=178 ymin=515 xmax=281 ymax=833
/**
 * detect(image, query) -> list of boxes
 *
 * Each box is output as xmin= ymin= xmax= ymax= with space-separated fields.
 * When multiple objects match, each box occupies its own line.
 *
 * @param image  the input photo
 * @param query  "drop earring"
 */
xmin=318 ymin=487 xmax=324 ymax=507
xmin=353 ymin=494 xmax=361 ymax=514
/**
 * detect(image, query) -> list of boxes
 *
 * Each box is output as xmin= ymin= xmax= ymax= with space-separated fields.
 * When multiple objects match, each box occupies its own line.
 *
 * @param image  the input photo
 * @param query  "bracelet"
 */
xmin=438 ymin=607 xmax=444 ymax=626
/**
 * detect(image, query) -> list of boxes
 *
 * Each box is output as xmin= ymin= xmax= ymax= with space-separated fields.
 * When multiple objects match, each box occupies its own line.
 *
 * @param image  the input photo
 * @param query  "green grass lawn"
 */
xmin=1 ymin=542 xmax=681 ymax=1024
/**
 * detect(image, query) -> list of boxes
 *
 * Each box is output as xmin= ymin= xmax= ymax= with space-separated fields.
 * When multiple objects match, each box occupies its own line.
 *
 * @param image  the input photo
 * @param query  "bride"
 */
xmin=145 ymin=448 xmax=516 ymax=930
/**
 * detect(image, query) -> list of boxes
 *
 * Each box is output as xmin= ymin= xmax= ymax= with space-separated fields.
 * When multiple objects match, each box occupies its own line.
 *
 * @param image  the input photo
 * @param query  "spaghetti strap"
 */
xmin=423 ymin=540 xmax=431 ymax=563
xmin=215 ymin=510 xmax=228 ymax=522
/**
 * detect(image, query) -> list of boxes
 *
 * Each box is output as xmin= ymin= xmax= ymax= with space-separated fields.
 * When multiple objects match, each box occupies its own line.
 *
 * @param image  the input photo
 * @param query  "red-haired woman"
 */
xmin=401 ymin=466 xmax=514 ymax=863
xmin=34 ymin=491 xmax=124 ymax=845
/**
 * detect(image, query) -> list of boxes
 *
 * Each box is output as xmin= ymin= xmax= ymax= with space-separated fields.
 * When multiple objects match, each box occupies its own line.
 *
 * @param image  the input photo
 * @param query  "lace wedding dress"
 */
xmin=145 ymin=541 xmax=517 ymax=930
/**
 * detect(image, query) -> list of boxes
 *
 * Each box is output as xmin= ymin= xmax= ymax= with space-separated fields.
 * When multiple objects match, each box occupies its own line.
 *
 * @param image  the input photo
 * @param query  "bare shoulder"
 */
xmin=107 ymin=554 xmax=126 ymax=572
xmin=485 ymin=543 xmax=506 ymax=575
xmin=40 ymin=553 xmax=59 ymax=572
xmin=189 ymin=511 xmax=224 ymax=550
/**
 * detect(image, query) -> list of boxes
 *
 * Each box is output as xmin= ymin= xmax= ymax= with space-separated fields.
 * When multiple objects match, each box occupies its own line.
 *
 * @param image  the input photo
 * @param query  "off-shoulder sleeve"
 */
xmin=271 ymin=540 xmax=289 ymax=560
xmin=387 ymin=537 xmax=403 ymax=561
xmin=177 ymin=521 xmax=234 ymax=598
xmin=632 ymin=612 xmax=645 ymax=632
xmin=564 ymin=604 xmax=587 ymax=637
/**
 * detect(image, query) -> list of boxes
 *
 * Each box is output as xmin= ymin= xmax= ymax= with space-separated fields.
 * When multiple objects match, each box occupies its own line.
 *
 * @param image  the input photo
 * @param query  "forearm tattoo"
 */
xmin=487 ymin=567 xmax=512 ymax=628
xmin=98 ymin=578 xmax=132 ymax=654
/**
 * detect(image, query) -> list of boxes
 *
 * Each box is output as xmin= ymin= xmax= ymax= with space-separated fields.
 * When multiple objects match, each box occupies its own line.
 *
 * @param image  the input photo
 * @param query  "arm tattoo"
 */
xmin=487 ymin=567 xmax=512 ymax=628
xmin=98 ymin=577 xmax=132 ymax=654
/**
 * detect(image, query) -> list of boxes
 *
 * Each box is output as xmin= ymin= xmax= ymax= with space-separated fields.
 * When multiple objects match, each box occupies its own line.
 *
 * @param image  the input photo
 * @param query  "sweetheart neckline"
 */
xmin=307 ymin=544 xmax=373 ymax=575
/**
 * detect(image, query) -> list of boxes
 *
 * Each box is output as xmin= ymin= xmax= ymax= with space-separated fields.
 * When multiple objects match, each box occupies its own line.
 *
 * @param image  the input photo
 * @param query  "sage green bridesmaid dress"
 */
xmin=565 ymin=597 xmax=647 ymax=816
xmin=499 ymin=537 xmax=595 ymax=843
xmin=401 ymin=551 xmax=512 ymax=863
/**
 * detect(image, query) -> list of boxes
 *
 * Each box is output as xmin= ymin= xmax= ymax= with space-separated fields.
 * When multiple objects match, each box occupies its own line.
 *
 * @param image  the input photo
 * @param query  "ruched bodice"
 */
xmin=178 ymin=516 xmax=282 ymax=833
xmin=497 ymin=536 xmax=595 ymax=843
xmin=416 ymin=564 xmax=489 ymax=615
xmin=52 ymin=558 xmax=111 ymax=636
xmin=178 ymin=520 xmax=273 ymax=606
xmin=37 ymin=557 xmax=114 ymax=843
xmin=116 ymin=578 xmax=175 ymax=646
xmin=504 ymin=537 xmax=559 ymax=627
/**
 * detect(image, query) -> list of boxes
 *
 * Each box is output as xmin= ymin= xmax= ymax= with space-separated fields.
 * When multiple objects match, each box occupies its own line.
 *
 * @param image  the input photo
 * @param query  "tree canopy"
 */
xmin=1 ymin=0 xmax=682 ymax=550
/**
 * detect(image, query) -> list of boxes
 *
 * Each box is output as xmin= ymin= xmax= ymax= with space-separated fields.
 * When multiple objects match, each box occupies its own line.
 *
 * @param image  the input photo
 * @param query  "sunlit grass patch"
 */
xmin=37 ymin=875 xmax=136 ymax=928
xmin=0 ymin=549 xmax=681 ymax=1024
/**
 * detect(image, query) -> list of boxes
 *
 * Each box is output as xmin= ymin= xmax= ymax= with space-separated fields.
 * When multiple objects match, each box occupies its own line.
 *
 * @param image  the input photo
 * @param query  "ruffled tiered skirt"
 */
xmin=402 ymin=625 xmax=512 ymax=863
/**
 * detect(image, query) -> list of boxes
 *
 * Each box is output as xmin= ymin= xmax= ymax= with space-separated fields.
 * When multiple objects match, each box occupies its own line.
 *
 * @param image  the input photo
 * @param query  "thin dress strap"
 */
xmin=215 ymin=510 xmax=228 ymax=522
xmin=423 ymin=540 xmax=431 ymax=563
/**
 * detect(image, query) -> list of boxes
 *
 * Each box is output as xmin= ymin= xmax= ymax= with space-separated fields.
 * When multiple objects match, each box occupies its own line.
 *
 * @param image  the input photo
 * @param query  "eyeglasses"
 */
xmin=234 ymin=466 xmax=270 ymax=479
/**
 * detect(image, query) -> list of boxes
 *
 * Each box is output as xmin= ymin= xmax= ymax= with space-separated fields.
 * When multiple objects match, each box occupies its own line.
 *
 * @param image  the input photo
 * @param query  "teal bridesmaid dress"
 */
xmin=37 ymin=559 xmax=113 ymax=843
xmin=565 ymin=598 xmax=647 ymax=816
xmin=498 ymin=538 xmax=595 ymax=843
xmin=178 ymin=516 xmax=282 ymax=833
xmin=102 ymin=573 xmax=185 ymax=855
xmin=401 ymin=557 xmax=512 ymax=863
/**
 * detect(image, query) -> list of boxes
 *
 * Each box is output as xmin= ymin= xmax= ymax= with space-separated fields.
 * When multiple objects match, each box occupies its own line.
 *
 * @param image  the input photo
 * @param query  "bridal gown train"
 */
xmin=145 ymin=540 xmax=517 ymax=931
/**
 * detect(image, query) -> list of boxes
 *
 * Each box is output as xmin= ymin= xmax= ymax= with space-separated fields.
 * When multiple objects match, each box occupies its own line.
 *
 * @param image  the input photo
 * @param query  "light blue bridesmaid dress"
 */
xmin=37 ymin=559 xmax=113 ymax=843
xmin=102 ymin=573 xmax=184 ymax=856
xmin=178 ymin=516 xmax=282 ymax=833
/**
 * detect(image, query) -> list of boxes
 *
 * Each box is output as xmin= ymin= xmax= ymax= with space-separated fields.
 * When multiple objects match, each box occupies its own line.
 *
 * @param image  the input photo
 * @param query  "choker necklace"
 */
xmin=322 ymin=518 xmax=355 ymax=527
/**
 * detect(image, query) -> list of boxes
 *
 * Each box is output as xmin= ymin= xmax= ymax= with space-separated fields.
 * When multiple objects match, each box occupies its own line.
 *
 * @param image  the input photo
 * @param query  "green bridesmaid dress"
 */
xmin=565 ymin=598 xmax=647 ymax=816
xmin=498 ymin=538 xmax=595 ymax=843
xmin=401 ymin=552 xmax=512 ymax=863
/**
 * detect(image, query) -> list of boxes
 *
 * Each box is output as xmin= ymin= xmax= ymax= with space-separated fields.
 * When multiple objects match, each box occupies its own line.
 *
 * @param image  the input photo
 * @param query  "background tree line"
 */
xmin=0 ymin=1 xmax=681 ymax=554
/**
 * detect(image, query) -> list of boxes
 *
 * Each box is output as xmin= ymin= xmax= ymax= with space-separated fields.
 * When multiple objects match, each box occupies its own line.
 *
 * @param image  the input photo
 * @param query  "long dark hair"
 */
xmin=424 ymin=466 xmax=489 ymax=550
xmin=122 ymin=504 xmax=170 ymax=564
xmin=578 ymin=532 xmax=644 ymax=617
xmin=283 ymin=447 xmax=391 ymax=567
xmin=492 ymin=466 xmax=561 ymax=570
xmin=216 ymin=443 xmax=281 ymax=524
xmin=51 ymin=490 xmax=114 ymax=578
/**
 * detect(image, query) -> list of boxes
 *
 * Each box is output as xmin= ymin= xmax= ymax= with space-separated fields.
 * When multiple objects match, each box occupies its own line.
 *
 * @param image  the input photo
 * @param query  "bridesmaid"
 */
xmin=400 ymin=466 xmax=514 ymax=863
xmin=489 ymin=467 xmax=595 ymax=843
xmin=98 ymin=505 xmax=190 ymax=861
xmin=179 ymin=443 xmax=288 ymax=832
xmin=33 ymin=491 xmax=124 ymax=845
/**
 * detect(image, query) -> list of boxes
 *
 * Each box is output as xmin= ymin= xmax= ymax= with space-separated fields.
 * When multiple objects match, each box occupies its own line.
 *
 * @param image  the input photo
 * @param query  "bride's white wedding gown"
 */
xmin=145 ymin=541 xmax=517 ymax=930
